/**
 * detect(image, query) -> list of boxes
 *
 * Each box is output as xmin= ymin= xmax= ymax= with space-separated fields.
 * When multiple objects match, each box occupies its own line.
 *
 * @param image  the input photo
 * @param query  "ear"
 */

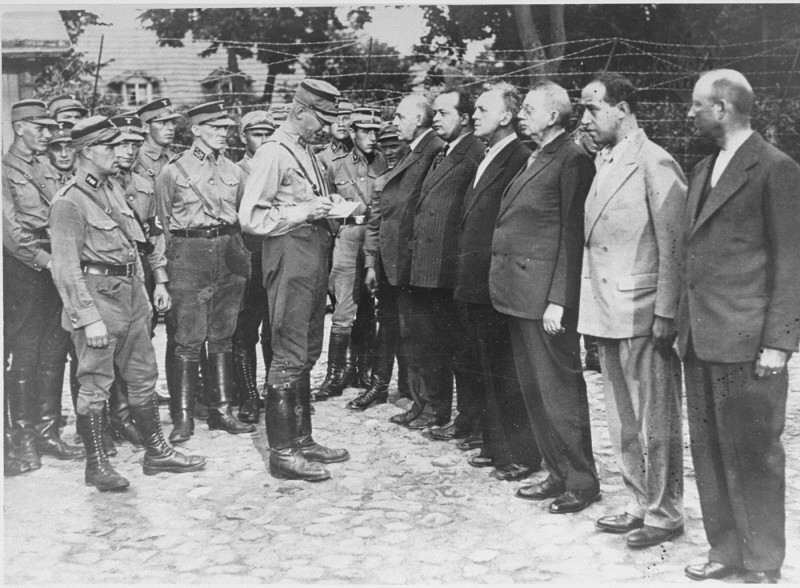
xmin=348 ymin=127 xmax=357 ymax=141
xmin=12 ymin=121 xmax=24 ymax=136
xmin=190 ymin=124 xmax=201 ymax=137
xmin=498 ymin=109 xmax=514 ymax=127
xmin=615 ymin=101 xmax=631 ymax=118
xmin=459 ymin=111 xmax=471 ymax=127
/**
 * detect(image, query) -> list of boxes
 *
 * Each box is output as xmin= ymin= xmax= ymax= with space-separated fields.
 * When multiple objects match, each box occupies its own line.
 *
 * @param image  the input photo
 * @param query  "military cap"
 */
xmin=11 ymin=100 xmax=57 ymax=126
xmin=268 ymin=104 xmax=290 ymax=123
xmin=294 ymin=79 xmax=340 ymax=124
xmin=350 ymin=107 xmax=383 ymax=130
xmin=241 ymin=110 xmax=275 ymax=133
xmin=337 ymin=99 xmax=355 ymax=116
xmin=378 ymin=122 xmax=400 ymax=143
xmin=47 ymin=94 xmax=88 ymax=118
xmin=71 ymin=116 xmax=121 ymax=150
xmin=110 ymin=113 xmax=146 ymax=142
xmin=137 ymin=98 xmax=181 ymax=123
xmin=186 ymin=100 xmax=236 ymax=127
xmin=48 ymin=121 xmax=74 ymax=145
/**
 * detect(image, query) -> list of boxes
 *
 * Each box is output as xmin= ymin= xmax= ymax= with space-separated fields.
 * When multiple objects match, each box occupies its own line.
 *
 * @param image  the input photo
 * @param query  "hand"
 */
xmin=153 ymin=283 xmax=171 ymax=312
xmin=84 ymin=320 xmax=109 ymax=348
xmin=305 ymin=199 xmax=333 ymax=221
xmin=329 ymin=192 xmax=343 ymax=203
xmin=542 ymin=303 xmax=565 ymax=336
xmin=652 ymin=315 xmax=676 ymax=356
xmin=364 ymin=267 xmax=377 ymax=294
xmin=755 ymin=347 xmax=788 ymax=379
xmin=45 ymin=260 xmax=53 ymax=271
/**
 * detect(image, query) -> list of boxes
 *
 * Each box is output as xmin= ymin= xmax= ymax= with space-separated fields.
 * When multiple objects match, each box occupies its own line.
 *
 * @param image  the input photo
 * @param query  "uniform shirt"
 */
xmin=327 ymin=149 xmax=388 ymax=216
xmin=239 ymin=152 xmax=255 ymax=177
xmin=132 ymin=140 xmax=176 ymax=180
xmin=239 ymin=126 xmax=333 ymax=238
xmin=50 ymin=169 xmax=146 ymax=331
xmin=2 ymin=143 xmax=58 ymax=270
xmin=316 ymin=140 xmax=349 ymax=174
xmin=113 ymin=169 xmax=168 ymax=283
xmin=154 ymin=140 xmax=245 ymax=240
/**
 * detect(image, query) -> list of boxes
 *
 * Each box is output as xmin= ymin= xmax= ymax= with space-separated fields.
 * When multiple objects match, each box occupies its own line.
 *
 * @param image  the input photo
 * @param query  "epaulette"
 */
xmin=54 ymin=177 xmax=78 ymax=199
xmin=331 ymin=151 xmax=349 ymax=163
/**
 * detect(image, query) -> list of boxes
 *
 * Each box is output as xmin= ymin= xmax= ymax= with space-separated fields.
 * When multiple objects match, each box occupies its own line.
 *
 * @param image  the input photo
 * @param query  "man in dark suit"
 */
xmin=452 ymin=83 xmax=541 ymax=481
xmin=363 ymin=95 xmax=444 ymax=425
xmin=679 ymin=69 xmax=800 ymax=584
xmin=395 ymin=89 xmax=485 ymax=430
xmin=490 ymin=81 xmax=599 ymax=512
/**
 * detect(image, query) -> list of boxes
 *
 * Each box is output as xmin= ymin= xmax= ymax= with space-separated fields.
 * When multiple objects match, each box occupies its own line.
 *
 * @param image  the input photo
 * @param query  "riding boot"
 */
xmin=313 ymin=331 xmax=349 ymax=401
xmin=259 ymin=338 xmax=272 ymax=410
xmin=194 ymin=347 xmax=210 ymax=420
xmin=347 ymin=329 xmax=393 ymax=410
xmin=206 ymin=352 xmax=256 ymax=434
xmin=350 ymin=306 xmax=376 ymax=388
xmin=169 ymin=356 xmax=197 ymax=444
xmin=108 ymin=377 xmax=145 ymax=447
xmin=129 ymin=395 xmax=206 ymax=475
xmin=296 ymin=375 xmax=349 ymax=463
xmin=264 ymin=383 xmax=330 ymax=482
xmin=4 ymin=393 xmax=32 ymax=477
xmin=6 ymin=377 xmax=41 ymax=470
xmin=69 ymin=355 xmax=82 ymax=444
xmin=77 ymin=412 xmax=129 ymax=491
xmin=234 ymin=346 xmax=261 ymax=424
xmin=33 ymin=364 xmax=85 ymax=459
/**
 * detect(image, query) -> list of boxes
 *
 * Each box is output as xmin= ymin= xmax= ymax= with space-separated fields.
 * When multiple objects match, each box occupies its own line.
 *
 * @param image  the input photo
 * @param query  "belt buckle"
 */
xmin=125 ymin=262 xmax=135 ymax=277
xmin=209 ymin=227 xmax=220 ymax=238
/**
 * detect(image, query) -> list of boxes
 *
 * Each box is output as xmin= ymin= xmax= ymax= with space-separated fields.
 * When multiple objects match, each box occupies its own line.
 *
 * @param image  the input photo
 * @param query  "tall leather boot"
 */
xmin=313 ymin=331 xmax=349 ymax=401
xmin=34 ymin=364 xmax=85 ymax=459
xmin=194 ymin=347 xmax=210 ymax=420
xmin=76 ymin=411 xmax=129 ymax=491
xmin=259 ymin=338 xmax=272 ymax=410
xmin=584 ymin=335 xmax=601 ymax=372
xmin=169 ymin=356 xmax=197 ymax=444
xmin=6 ymin=377 xmax=41 ymax=470
xmin=206 ymin=352 xmax=256 ymax=434
xmin=108 ymin=376 xmax=145 ymax=447
xmin=129 ymin=395 xmax=206 ymax=475
xmin=296 ymin=375 xmax=350 ymax=463
xmin=347 ymin=321 xmax=394 ymax=410
xmin=264 ymin=383 xmax=330 ymax=481
xmin=234 ymin=346 xmax=261 ymax=424
xmin=5 ymin=393 xmax=32 ymax=477
xmin=350 ymin=304 xmax=376 ymax=388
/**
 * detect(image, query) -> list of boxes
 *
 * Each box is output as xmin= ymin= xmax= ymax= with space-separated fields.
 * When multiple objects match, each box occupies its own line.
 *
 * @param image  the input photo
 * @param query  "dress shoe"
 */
xmin=406 ymin=414 xmax=445 ymax=430
xmin=684 ymin=562 xmax=742 ymax=581
xmin=515 ymin=476 xmax=565 ymax=500
xmin=548 ymin=489 xmax=601 ymax=513
xmin=744 ymin=570 xmax=780 ymax=584
xmin=491 ymin=463 xmax=534 ymax=481
xmin=468 ymin=455 xmax=494 ymax=468
xmin=427 ymin=423 xmax=469 ymax=441
xmin=457 ymin=431 xmax=483 ymax=451
xmin=626 ymin=524 xmax=683 ymax=548
xmin=388 ymin=405 xmax=421 ymax=426
xmin=596 ymin=513 xmax=644 ymax=534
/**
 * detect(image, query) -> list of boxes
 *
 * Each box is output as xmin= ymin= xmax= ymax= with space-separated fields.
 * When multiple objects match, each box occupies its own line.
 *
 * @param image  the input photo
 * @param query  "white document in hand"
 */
xmin=327 ymin=200 xmax=361 ymax=219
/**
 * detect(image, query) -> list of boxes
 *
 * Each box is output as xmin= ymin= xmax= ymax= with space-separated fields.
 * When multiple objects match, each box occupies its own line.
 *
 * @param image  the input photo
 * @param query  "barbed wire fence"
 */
xmin=94 ymin=35 xmax=799 ymax=170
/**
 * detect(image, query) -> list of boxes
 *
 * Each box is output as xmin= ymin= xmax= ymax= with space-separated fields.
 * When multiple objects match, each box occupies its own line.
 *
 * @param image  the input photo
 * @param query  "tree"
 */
xmin=139 ymin=7 xmax=370 ymax=103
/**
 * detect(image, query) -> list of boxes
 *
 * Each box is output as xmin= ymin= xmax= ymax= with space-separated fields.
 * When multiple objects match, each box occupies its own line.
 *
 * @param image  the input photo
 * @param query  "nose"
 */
xmin=580 ymin=110 xmax=591 ymax=125
xmin=687 ymin=105 xmax=696 ymax=119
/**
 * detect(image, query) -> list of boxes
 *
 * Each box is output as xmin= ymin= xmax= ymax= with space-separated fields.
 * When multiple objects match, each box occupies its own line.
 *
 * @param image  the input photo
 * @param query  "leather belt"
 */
xmin=172 ymin=224 xmax=239 ymax=239
xmin=341 ymin=217 xmax=367 ymax=226
xmin=35 ymin=227 xmax=51 ymax=253
xmin=81 ymin=262 xmax=136 ymax=277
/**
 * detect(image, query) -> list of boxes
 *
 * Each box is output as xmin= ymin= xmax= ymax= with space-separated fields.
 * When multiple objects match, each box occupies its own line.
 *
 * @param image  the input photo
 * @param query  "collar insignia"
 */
xmin=85 ymin=173 xmax=99 ymax=189
xmin=193 ymin=147 xmax=206 ymax=161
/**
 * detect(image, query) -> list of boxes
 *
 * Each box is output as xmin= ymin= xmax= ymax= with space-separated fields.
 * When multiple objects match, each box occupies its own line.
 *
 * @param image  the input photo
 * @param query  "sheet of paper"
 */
xmin=327 ymin=200 xmax=361 ymax=219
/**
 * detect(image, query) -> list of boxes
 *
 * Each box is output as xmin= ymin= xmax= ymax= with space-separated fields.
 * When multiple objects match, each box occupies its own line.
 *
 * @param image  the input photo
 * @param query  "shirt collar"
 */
xmin=191 ymin=140 xmax=219 ymax=163
xmin=485 ymin=133 xmax=516 ymax=159
xmin=445 ymin=132 xmax=468 ymax=153
xmin=409 ymin=128 xmax=433 ymax=152
xmin=8 ymin=143 xmax=35 ymax=164
xmin=140 ymin=139 xmax=166 ymax=161
xmin=721 ymin=128 xmax=753 ymax=154
xmin=600 ymin=127 xmax=643 ymax=164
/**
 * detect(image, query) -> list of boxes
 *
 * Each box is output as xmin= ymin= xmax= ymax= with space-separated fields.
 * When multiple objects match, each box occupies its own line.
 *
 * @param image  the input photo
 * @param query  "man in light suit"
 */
xmin=363 ymin=94 xmax=444 ymax=425
xmin=680 ymin=70 xmax=800 ymax=584
xmin=491 ymin=81 xmax=597 ymax=509
xmin=578 ymin=73 xmax=687 ymax=547
xmin=454 ymin=83 xmax=540 ymax=481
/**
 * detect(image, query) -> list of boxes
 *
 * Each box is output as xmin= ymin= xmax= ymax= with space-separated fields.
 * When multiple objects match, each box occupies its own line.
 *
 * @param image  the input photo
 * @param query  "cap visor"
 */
xmin=316 ymin=111 xmax=337 ymax=124
xmin=28 ymin=117 xmax=58 ymax=127
xmin=118 ymin=131 xmax=145 ymax=142
xmin=48 ymin=137 xmax=72 ymax=145
xmin=152 ymin=112 xmax=182 ymax=122
xmin=206 ymin=117 xmax=236 ymax=127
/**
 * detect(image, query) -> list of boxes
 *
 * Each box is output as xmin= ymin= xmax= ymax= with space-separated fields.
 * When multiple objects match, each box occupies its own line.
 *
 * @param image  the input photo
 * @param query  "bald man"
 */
xmin=679 ymin=70 xmax=800 ymax=584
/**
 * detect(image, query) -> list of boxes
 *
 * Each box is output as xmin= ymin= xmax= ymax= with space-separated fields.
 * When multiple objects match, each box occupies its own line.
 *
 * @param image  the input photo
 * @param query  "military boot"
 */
xmin=194 ymin=347 xmax=210 ymax=420
xmin=129 ymin=395 xmax=206 ymax=475
xmin=77 ymin=412 xmax=129 ymax=492
xmin=347 ymin=321 xmax=394 ymax=410
xmin=6 ymin=377 xmax=41 ymax=470
xmin=234 ymin=346 xmax=261 ymax=424
xmin=34 ymin=364 xmax=85 ymax=459
xmin=169 ymin=356 xmax=197 ymax=444
xmin=108 ymin=376 xmax=145 ymax=447
xmin=264 ymin=383 xmax=330 ymax=482
xmin=296 ymin=375 xmax=349 ymax=463
xmin=206 ymin=352 xmax=256 ymax=435
xmin=4 ymin=394 xmax=32 ymax=477
xmin=313 ymin=331 xmax=349 ymax=401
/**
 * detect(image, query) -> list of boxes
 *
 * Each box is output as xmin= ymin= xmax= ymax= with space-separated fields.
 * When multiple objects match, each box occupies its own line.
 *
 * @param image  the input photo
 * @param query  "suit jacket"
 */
xmin=577 ymin=129 xmax=687 ymax=338
xmin=676 ymin=132 xmax=800 ymax=362
xmin=409 ymin=133 xmax=485 ymax=289
xmin=490 ymin=132 xmax=594 ymax=320
xmin=454 ymin=137 xmax=530 ymax=305
xmin=363 ymin=129 xmax=444 ymax=286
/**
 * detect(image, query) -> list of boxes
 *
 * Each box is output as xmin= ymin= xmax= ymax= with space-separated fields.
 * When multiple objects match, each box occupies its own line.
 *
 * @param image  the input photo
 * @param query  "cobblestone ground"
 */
xmin=5 ymin=316 xmax=800 ymax=584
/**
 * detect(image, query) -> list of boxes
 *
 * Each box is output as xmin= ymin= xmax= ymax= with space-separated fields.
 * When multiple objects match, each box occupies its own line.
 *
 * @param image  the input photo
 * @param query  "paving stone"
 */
xmin=285 ymin=565 xmax=325 ymax=580
xmin=469 ymin=548 xmax=499 ymax=563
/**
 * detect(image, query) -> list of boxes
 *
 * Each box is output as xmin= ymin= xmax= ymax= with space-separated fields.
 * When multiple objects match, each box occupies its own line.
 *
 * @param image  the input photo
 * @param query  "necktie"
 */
xmin=432 ymin=144 xmax=449 ymax=169
xmin=526 ymin=149 xmax=539 ymax=169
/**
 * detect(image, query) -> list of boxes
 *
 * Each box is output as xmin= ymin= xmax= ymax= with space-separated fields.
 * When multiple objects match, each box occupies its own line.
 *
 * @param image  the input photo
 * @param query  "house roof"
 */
xmin=2 ymin=11 xmax=71 ymax=57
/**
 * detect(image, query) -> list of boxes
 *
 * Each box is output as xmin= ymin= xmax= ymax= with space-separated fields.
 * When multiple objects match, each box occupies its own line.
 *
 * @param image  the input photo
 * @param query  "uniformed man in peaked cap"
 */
xmin=4 ymin=100 xmax=84 ymax=478
xmin=45 ymin=121 xmax=78 ymax=187
xmin=316 ymin=98 xmax=354 ymax=173
xmin=239 ymin=79 xmax=350 ymax=482
xmin=231 ymin=109 xmax=276 ymax=425
xmin=48 ymin=94 xmax=88 ymax=125
xmin=50 ymin=116 xmax=205 ymax=491
xmin=154 ymin=100 xmax=256 ymax=443
xmin=315 ymin=108 xmax=386 ymax=402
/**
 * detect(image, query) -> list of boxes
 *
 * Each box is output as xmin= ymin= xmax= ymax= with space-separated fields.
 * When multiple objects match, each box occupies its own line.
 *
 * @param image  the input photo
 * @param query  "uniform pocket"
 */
xmin=93 ymin=277 xmax=121 ymax=299
xmin=87 ymin=218 xmax=121 ymax=253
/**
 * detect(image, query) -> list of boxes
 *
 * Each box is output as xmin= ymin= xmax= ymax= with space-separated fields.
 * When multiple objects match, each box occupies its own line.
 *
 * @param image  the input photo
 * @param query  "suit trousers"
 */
xmin=458 ymin=303 xmax=540 ymax=467
xmin=684 ymin=346 xmax=787 ymax=572
xmin=598 ymin=336 xmax=684 ymax=529
xmin=262 ymin=225 xmax=331 ymax=386
xmin=508 ymin=317 xmax=596 ymax=491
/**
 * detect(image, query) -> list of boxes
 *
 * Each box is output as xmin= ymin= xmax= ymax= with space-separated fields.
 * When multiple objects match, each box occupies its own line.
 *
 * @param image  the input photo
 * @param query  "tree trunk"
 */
xmin=512 ymin=5 xmax=547 ymax=85
xmin=263 ymin=70 xmax=278 ymax=104
xmin=547 ymin=6 xmax=566 ymax=73
xmin=227 ymin=47 xmax=245 ymax=107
